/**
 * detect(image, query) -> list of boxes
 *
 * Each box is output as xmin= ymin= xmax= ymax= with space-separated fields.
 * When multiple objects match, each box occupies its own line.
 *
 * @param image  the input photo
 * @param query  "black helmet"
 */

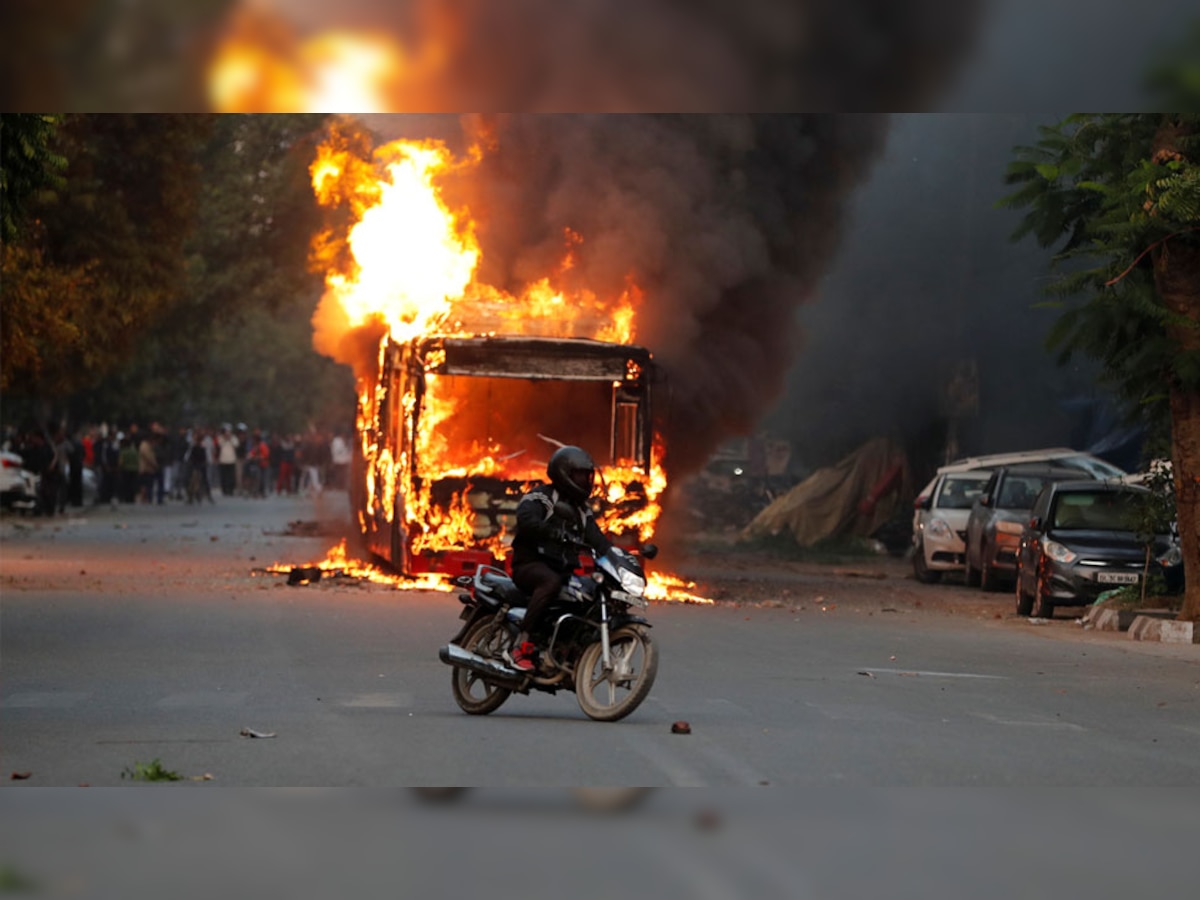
xmin=548 ymin=446 xmax=596 ymax=504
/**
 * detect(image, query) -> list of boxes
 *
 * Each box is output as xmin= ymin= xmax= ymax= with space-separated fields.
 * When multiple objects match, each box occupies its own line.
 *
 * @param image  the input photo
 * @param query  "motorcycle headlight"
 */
xmin=1158 ymin=545 xmax=1183 ymax=567
xmin=618 ymin=568 xmax=646 ymax=595
xmin=1041 ymin=538 xmax=1077 ymax=564
xmin=926 ymin=518 xmax=953 ymax=540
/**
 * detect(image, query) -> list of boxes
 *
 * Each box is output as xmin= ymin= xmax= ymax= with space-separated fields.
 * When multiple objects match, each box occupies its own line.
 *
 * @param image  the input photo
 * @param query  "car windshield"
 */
xmin=935 ymin=475 xmax=987 ymax=510
xmin=996 ymin=474 xmax=1056 ymax=509
xmin=1051 ymin=491 xmax=1146 ymax=530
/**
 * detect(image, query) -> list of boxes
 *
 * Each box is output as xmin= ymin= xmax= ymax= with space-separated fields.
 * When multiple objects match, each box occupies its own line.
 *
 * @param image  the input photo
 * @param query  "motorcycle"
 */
xmin=438 ymin=543 xmax=659 ymax=722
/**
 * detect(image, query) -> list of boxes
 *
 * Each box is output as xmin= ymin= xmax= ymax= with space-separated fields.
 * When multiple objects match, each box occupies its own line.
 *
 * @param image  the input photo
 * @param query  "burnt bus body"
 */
xmin=356 ymin=334 xmax=656 ymax=578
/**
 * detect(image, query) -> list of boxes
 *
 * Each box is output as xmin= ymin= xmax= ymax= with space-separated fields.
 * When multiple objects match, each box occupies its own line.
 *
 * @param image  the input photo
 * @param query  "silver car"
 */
xmin=965 ymin=465 xmax=1094 ymax=591
xmin=912 ymin=470 xmax=991 ymax=583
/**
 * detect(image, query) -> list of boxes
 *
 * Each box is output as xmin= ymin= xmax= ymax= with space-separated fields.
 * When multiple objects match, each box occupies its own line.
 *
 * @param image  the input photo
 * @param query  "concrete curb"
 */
xmin=1079 ymin=606 xmax=1195 ymax=644
xmin=1085 ymin=608 xmax=1139 ymax=632
xmin=1129 ymin=615 xmax=1199 ymax=644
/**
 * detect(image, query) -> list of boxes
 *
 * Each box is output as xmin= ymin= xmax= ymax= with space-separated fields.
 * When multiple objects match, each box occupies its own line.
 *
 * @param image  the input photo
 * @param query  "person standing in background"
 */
xmin=96 ymin=428 xmax=119 ymax=508
xmin=137 ymin=432 xmax=158 ymax=504
xmin=329 ymin=429 xmax=352 ymax=491
xmin=187 ymin=428 xmax=214 ymax=504
xmin=67 ymin=428 xmax=85 ymax=507
xmin=216 ymin=425 xmax=238 ymax=497
xmin=202 ymin=428 xmax=218 ymax=495
xmin=234 ymin=424 xmax=248 ymax=496
xmin=118 ymin=435 xmax=139 ymax=503
xmin=299 ymin=431 xmax=322 ymax=495
xmin=277 ymin=434 xmax=296 ymax=494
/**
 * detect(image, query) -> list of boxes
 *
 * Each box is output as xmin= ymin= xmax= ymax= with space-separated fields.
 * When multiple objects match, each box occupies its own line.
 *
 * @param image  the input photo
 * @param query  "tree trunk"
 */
xmin=1153 ymin=238 xmax=1200 ymax=622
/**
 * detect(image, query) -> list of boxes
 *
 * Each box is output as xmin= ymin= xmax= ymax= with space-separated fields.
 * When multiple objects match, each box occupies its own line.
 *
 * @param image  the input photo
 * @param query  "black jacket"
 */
xmin=510 ymin=484 xmax=611 ymax=573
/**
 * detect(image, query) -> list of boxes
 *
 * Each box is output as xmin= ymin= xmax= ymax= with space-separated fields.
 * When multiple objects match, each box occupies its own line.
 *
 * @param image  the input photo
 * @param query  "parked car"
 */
xmin=914 ymin=447 xmax=1126 ymax=506
xmin=1014 ymin=480 xmax=1184 ymax=619
xmin=965 ymin=465 xmax=1092 ymax=591
xmin=911 ymin=469 xmax=991 ymax=583
xmin=0 ymin=449 xmax=39 ymax=512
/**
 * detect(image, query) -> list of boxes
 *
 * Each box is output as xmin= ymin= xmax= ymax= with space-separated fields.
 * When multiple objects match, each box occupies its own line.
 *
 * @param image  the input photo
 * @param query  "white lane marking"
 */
xmin=858 ymin=667 xmax=1007 ymax=679
xmin=969 ymin=712 xmax=1085 ymax=730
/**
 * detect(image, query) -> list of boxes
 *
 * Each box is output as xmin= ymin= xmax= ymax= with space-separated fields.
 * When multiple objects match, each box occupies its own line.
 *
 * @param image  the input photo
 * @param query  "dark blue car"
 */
xmin=1014 ymin=480 xmax=1183 ymax=619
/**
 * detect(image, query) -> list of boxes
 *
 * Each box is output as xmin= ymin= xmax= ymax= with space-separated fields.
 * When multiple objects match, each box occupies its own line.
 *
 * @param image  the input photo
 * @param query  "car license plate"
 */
xmin=1097 ymin=572 xmax=1139 ymax=585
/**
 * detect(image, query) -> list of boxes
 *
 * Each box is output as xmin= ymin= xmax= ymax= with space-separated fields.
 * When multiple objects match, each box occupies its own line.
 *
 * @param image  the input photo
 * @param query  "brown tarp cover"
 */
xmin=742 ymin=437 xmax=912 ymax=547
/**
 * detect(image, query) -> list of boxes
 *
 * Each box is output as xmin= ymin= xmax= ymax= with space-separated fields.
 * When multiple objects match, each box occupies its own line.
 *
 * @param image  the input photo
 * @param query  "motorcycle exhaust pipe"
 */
xmin=439 ymin=643 xmax=525 ymax=684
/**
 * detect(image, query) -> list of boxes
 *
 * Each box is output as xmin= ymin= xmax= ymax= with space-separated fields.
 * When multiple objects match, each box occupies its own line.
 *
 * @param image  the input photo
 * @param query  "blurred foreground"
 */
xmin=1 ymin=789 xmax=1197 ymax=898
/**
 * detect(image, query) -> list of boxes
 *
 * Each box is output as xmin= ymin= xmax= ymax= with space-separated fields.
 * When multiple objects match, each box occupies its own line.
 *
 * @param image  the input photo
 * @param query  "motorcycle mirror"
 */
xmin=641 ymin=543 xmax=659 ymax=560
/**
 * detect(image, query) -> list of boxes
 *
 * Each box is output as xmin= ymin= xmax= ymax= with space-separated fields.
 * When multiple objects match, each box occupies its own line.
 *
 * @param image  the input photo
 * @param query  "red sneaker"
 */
xmin=508 ymin=641 xmax=537 ymax=672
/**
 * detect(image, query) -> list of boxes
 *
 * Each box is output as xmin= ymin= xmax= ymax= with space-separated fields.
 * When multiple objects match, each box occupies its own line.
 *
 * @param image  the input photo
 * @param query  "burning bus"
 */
xmin=356 ymin=332 xmax=660 ymax=578
xmin=299 ymin=124 xmax=700 ymax=594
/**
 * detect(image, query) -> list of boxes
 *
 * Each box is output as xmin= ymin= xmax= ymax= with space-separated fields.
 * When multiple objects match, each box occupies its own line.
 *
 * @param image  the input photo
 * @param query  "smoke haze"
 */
xmin=440 ymin=115 xmax=896 ymax=477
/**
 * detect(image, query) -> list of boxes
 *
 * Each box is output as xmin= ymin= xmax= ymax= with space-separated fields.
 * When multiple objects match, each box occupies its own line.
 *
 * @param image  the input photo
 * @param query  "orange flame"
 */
xmin=304 ymin=125 xmax=706 ymax=602
xmin=646 ymin=572 xmax=714 ymax=605
xmin=311 ymin=139 xmax=479 ymax=344
xmin=207 ymin=7 xmax=407 ymax=112
xmin=262 ymin=539 xmax=453 ymax=591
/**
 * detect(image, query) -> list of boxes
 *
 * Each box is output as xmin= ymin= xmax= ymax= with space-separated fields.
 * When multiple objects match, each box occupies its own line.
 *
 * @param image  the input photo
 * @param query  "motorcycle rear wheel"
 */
xmin=576 ymin=627 xmax=657 ymax=722
xmin=450 ymin=619 xmax=514 ymax=715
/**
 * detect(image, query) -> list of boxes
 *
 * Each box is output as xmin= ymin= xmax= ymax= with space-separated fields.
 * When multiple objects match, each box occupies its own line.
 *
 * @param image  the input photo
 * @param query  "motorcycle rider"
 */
xmin=507 ymin=445 xmax=612 ymax=672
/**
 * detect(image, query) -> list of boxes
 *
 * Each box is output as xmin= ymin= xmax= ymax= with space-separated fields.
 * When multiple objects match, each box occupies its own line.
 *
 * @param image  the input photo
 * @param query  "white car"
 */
xmin=0 ymin=450 xmax=39 ymax=511
xmin=914 ymin=447 xmax=1126 ymax=505
xmin=912 ymin=469 xmax=991 ymax=583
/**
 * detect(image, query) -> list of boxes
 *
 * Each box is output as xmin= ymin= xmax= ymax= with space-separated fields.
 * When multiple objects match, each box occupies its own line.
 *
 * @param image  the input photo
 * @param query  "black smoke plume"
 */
xmin=0 ymin=0 xmax=985 ymax=112
xmin=445 ymin=115 xmax=899 ymax=478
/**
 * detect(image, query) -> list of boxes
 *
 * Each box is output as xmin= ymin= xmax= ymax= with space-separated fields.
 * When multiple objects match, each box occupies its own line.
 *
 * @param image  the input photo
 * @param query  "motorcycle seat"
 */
xmin=480 ymin=571 xmax=526 ymax=606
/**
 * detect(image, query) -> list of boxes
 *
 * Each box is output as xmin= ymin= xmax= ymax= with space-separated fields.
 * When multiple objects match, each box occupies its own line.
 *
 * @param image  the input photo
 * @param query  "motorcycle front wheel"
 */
xmin=576 ymin=627 xmax=657 ymax=722
xmin=450 ymin=618 xmax=514 ymax=715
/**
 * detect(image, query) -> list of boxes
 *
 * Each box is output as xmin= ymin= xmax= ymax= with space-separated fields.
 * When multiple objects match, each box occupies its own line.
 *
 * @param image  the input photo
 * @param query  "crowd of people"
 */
xmin=2 ymin=422 xmax=355 ymax=515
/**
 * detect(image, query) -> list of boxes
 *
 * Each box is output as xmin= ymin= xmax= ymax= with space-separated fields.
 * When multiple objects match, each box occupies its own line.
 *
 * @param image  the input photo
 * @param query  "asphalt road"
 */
xmin=3 ymin=492 xmax=1200 ymax=788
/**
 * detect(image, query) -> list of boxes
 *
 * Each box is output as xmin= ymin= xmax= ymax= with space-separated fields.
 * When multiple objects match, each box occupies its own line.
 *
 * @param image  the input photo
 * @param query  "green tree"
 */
xmin=0 ymin=114 xmax=66 ymax=242
xmin=81 ymin=113 xmax=349 ymax=431
xmin=1003 ymin=114 xmax=1200 ymax=621
xmin=2 ymin=114 xmax=212 ymax=400
xmin=2 ymin=113 xmax=352 ymax=435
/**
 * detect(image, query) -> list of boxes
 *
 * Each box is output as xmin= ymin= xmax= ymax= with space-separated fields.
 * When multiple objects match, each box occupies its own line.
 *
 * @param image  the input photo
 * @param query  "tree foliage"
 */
xmin=1002 ymin=113 xmax=1200 ymax=621
xmin=79 ymin=113 xmax=353 ymax=430
xmin=0 ymin=114 xmax=66 ymax=243
xmin=2 ymin=113 xmax=354 ymax=434
xmin=1143 ymin=22 xmax=1200 ymax=113
xmin=1001 ymin=115 xmax=1200 ymax=416
xmin=2 ymin=115 xmax=210 ymax=398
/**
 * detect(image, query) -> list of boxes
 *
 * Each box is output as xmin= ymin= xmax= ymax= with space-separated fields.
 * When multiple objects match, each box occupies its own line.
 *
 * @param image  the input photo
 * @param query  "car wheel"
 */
xmin=979 ymin=543 xmax=998 ymax=592
xmin=1015 ymin=563 xmax=1034 ymax=617
xmin=1033 ymin=578 xmax=1055 ymax=620
xmin=965 ymin=545 xmax=982 ymax=588
xmin=912 ymin=541 xmax=942 ymax=584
